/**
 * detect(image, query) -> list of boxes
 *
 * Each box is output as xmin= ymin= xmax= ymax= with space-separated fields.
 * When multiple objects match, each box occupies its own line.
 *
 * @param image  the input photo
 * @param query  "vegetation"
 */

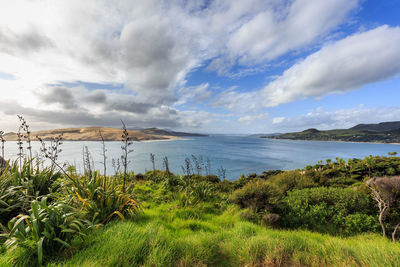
xmin=1 ymin=117 xmax=400 ymax=266
xmin=266 ymin=121 xmax=400 ymax=143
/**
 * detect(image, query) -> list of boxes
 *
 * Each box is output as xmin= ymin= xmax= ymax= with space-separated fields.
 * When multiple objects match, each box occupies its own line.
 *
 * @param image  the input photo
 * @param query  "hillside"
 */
xmin=350 ymin=121 xmax=400 ymax=132
xmin=3 ymin=127 xmax=203 ymax=141
xmin=266 ymin=121 xmax=400 ymax=143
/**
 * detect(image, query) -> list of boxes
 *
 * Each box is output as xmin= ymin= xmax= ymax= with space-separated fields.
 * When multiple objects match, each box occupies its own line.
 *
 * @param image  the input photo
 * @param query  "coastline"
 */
xmin=3 ymin=136 xmax=185 ymax=142
xmin=1 ymin=126 xmax=204 ymax=143
xmin=268 ymin=137 xmax=400 ymax=145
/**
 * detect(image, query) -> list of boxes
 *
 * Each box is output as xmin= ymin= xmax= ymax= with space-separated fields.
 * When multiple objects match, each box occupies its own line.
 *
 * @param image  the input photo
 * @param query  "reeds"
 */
xmin=121 ymin=121 xmax=134 ymax=193
xmin=0 ymin=131 xmax=5 ymax=159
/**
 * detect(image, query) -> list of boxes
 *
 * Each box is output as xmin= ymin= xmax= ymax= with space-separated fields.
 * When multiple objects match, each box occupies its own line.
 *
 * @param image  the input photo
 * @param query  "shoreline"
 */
xmin=2 ymin=135 xmax=195 ymax=143
xmin=268 ymin=137 xmax=400 ymax=145
xmin=2 ymin=136 xmax=187 ymax=143
xmin=2 ymin=126 xmax=204 ymax=143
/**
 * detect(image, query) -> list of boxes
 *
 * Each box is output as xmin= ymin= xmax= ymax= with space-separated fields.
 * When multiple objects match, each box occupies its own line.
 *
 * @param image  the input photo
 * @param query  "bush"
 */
xmin=180 ymin=181 xmax=216 ymax=206
xmin=267 ymin=170 xmax=317 ymax=198
xmin=282 ymin=187 xmax=379 ymax=235
xmin=231 ymin=179 xmax=278 ymax=212
xmin=0 ymin=161 xmax=61 ymax=226
xmin=68 ymin=174 xmax=141 ymax=224
xmin=239 ymin=210 xmax=260 ymax=223
xmin=134 ymin=173 xmax=145 ymax=180
xmin=204 ymin=175 xmax=220 ymax=183
xmin=216 ymin=179 xmax=234 ymax=193
xmin=262 ymin=213 xmax=280 ymax=227
xmin=233 ymin=170 xmax=283 ymax=189
xmin=2 ymin=198 xmax=92 ymax=266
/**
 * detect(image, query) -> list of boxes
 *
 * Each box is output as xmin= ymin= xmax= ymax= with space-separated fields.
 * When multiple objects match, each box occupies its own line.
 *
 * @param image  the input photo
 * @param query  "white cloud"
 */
xmin=262 ymin=25 xmax=400 ymax=106
xmin=238 ymin=113 xmax=269 ymax=124
xmin=176 ymin=83 xmax=213 ymax=105
xmin=271 ymin=106 xmax=400 ymax=132
xmin=213 ymin=25 xmax=400 ymax=111
xmin=226 ymin=0 xmax=359 ymax=65
xmin=272 ymin=117 xmax=285 ymax=124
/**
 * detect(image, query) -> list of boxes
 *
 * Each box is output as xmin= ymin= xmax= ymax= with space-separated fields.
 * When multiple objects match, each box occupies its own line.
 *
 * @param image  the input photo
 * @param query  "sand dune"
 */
xmin=3 ymin=127 xmax=182 ymax=141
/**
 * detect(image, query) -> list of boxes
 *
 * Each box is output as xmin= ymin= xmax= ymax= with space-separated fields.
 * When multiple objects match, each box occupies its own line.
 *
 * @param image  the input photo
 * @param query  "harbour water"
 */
xmin=3 ymin=136 xmax=400 ymax=180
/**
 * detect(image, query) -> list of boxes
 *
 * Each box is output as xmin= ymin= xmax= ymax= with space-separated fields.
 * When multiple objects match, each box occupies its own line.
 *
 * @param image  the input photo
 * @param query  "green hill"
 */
xmin=350 ymin=121 xmax=400 ymax=132
xmin=266 ymin=121 xmax=400 ymax=143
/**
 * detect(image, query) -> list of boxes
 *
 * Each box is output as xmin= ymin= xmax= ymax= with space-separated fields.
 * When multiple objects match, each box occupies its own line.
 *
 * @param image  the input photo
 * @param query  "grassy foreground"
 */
xmin=1 ymin=203 xmax=398 ymax=267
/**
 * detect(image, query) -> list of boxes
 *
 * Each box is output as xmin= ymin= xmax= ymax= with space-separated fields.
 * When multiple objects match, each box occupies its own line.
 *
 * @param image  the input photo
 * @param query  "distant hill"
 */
xmin=350 ymin=121 xmax=400 ymax=132
xmin=265 ymin=121 xmax=400 ymax=144
xmin=3 ymin=127 xmax=204 ymax=142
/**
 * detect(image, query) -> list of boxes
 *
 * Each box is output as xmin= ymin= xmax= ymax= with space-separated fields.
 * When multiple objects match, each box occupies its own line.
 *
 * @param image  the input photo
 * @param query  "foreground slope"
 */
xmin=47 ymin=205 xmax=400 ymax=267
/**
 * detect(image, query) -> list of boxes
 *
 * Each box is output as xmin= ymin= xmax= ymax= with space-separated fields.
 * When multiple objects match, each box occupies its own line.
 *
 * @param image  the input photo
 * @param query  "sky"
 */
xmin=0 ymin=0 xmax=399 ymax=134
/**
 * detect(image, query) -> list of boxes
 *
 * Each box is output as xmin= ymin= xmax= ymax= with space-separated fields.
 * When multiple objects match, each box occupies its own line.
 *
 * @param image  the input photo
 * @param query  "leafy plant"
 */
xmin=0 ymin=161 xmax=61 ymax=225
xmin=181 ymin=181 xmax=216 ymax=206
xmin=68 ymin=174 xmax=141 ymax=224
xmin=2 ymin=198 xmax=92 ymax=266
xmin=282 ymin=187 xmax=378 ymax=235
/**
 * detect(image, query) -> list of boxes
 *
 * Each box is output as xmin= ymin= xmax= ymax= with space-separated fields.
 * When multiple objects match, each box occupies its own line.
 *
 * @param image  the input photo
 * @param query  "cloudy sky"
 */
xmin=0 ymin=0 xmax=399 ymax=134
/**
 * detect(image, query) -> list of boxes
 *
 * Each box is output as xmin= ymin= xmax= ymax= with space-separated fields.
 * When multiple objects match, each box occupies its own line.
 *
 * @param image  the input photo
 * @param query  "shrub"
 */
xmin=262 ymin=213 xmax=280 ymax=227
xmin=180 ymin=181 xmax=216 ymax=206
xmin=2 ymin=198 xmax=92 ymax=266
xmin=68 ymin=174 xmax=141 ymax=224
xmin=282 ymin=187 xmax=378 ymax=235
xmin=239 ymin=210 xmax=260 ymax=223
xmin=162 ymin=173 xmax=181 ymax=190
xmin=204 ymin=174 xmax=220 ymax=183
xmin=267 ymin=170 xmax=317 ymax=197
xmin=0 ymin=161 xmax=61 ymax=225
xmin=134 ymin=173 xmax=145 ymax=180
xmin=188 ymin=181 xmax=215 ymax=203
xmin=231 ymin=179 xmax=278 ymax=212
xmin=217 ymin=179 xmax=234 ymax=192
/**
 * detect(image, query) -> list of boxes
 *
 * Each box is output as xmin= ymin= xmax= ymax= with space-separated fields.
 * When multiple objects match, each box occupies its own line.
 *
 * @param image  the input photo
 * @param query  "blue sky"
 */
xmin=0 ymin=0 xmax=399 ymax=133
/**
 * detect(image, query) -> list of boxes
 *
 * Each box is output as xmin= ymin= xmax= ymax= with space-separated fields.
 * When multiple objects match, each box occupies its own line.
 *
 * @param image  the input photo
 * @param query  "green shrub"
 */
xmin=180 ymin=181 xmax=216 ymax=206
xmin=233 ymin=171 xmax=281 ymax=189
xmin=282 ymin=187 xmax=379 ymax=235
xmin=134 ymin=173 xmax=145 ymax=180
xmin=216 ymin=179 xmax=234 ymax=192
xmin=204 ymin=174 xmax=220 ymax=183
xmin=267 ymin=170 xmax=317 ymax=197
xmin=0 ymin=161 xmax=61 ymax=225
xmin=162 ymin=173 xmax=181 ymax=190
xmin=262 ymin=213 xmax=280 ymax=227
xmin=68 ymin=174 xmax=141 ymax=224
xmin=2 ymin=198 xmax=92 ymax=266
xmin=188 ymin=181 xmax=215 ymax=203
xmin=231 ymin=179 xmax=278 ymax=212
xmin=239 ymin=210 xmax=261 ymax=223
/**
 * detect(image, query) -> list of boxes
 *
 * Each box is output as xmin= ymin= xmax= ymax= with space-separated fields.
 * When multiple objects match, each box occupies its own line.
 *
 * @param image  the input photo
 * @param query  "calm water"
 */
xmin=3 ymin=136 xmax=400 ymax=180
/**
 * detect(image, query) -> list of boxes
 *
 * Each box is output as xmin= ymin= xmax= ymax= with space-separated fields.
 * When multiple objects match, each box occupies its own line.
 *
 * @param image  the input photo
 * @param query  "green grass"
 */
xmin=2 ymin=158 xmax=400 ymax=266
xmin=1 ymin=203 xmax=397 ymax=267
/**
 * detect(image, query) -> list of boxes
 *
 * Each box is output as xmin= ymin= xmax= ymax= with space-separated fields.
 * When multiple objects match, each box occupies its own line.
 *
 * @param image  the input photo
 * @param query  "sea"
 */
xmin=3 ymin=136 xmax=400 ymax=180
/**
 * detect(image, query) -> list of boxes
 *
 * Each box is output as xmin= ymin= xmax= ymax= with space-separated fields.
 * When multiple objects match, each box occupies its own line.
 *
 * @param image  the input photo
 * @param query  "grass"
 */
xmin=1 ymin=203 xmax=397 ymax=267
